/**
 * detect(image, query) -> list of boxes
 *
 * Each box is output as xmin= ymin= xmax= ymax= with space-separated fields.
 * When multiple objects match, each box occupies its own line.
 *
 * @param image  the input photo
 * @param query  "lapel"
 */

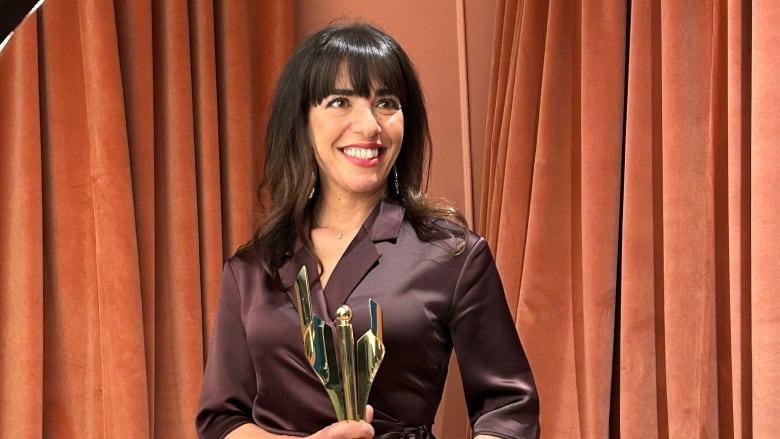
xmin=278 ymin=237 xmax=327 ymax=319
xmin=278 ymin=199 xmax=405 ymax=321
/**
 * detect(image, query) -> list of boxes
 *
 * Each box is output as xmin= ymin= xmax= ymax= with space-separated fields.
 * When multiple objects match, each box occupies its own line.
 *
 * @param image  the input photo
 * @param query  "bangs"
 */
xmin=305 ymin=29 xmax=408 ymax=106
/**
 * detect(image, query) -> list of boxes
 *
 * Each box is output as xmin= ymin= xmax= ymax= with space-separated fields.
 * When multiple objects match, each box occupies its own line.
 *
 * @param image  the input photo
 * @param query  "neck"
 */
xmin=313 ymin=189 xmax=383 ymax=230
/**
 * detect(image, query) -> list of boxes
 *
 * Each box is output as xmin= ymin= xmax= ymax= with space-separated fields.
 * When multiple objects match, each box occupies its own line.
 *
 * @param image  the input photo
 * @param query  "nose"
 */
xmin=351 ymin=103 xmax=381 ymax=138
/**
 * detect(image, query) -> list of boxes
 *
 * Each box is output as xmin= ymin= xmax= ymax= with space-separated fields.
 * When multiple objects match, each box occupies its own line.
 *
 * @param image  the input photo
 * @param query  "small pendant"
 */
xmin=336 ymin=232 xmax=343 ymax=239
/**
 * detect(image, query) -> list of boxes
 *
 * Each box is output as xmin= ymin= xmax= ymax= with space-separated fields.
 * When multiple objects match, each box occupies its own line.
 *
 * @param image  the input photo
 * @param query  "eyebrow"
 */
xmin=327 ymin=88 xmax=398 ymax=97
xmin=329 ymin=88 xmax=358 ymax=96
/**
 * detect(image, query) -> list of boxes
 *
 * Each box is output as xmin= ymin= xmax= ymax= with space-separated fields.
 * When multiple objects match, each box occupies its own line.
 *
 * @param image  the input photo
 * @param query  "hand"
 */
xmin=307 ymin=405 xmax=374 ymax=439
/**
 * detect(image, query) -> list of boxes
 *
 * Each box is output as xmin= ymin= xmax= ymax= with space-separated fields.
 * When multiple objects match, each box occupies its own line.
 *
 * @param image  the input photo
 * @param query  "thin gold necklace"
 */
xmin=314 ymin=222 xmax=361 ymax=239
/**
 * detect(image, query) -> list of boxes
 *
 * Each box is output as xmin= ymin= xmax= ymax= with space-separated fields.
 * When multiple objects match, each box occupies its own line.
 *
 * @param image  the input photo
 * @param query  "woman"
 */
xmin=196 ymin=23 xmax=540 ymax=439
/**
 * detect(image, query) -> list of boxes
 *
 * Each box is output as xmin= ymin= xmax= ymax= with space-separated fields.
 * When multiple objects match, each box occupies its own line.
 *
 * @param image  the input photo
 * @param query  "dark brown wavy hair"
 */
xmin=238 ymin=23 xmax=468 ymax=287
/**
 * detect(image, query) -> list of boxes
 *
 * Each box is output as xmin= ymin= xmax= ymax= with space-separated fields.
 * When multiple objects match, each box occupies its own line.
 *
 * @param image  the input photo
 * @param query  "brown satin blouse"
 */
xmin=196 ymin=200 xmax=540 ymax=439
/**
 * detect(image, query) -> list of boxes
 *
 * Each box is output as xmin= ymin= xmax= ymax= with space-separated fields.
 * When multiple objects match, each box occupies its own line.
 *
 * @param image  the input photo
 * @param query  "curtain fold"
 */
xmin=150 ymin=1 xmax=206 ymax=435
xmin=0 ymin=16 xmax=44 ymax=439
xmin=0 ymin=1 xmax=293 ymax=437
xmin=751 ymin=0 xmax=780 ymax=434
xmin=623 ymin=2 xmax=722 ymax=436
xmin=482 ymin=0 xmax=780 ymax=437
xmin=5 ymin=0 xmax=778 ymax=437
xmin=482 ymin=1 xmax=625 ymax=437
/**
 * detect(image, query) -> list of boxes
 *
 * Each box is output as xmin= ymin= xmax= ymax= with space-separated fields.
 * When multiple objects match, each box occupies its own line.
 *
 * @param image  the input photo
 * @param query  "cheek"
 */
xmin=395 ymin=114 xmax=405 ymax=141
xmin=307 ymin=127 xmax=322 ymax=160
xmin=309 ymin=123 xmax=334 ymax=154
xmin=383 ymin=114 xmax=404 ymax=141
xmin=307 ymin=124 xmax=331 ymax=168
xmin=311 ymin=116 xmax=351 ymax=147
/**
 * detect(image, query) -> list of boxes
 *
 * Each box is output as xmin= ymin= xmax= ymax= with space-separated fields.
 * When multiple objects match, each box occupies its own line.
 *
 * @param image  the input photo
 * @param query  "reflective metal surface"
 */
xmin=295 ymin=265 xmax=386 ymax=421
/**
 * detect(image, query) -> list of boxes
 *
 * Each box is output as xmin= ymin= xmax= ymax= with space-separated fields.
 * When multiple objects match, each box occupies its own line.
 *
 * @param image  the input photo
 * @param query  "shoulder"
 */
xmin=399 ymin=216 xmax=489 ymax=262
xmin=423 ymin=217 xmax=483 ymax=247
xmin=221 ymin=253 xmax=270 ymax=291
xmin=226 ymin=252 xmax=260 ymax=273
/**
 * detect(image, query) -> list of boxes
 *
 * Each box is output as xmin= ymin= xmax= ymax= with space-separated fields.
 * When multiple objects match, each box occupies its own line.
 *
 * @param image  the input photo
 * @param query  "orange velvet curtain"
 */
xmin=0 ymin=1 xmax=292 ymax=437
xmin=482 ymin=0 xmax=779 ymax=437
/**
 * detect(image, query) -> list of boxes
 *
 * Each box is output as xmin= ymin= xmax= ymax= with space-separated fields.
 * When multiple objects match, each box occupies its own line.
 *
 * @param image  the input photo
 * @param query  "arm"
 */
xmin=196 ymin=261 xmax=260 ymax=438
xmin=449 ymin=238 xmax=540 ymax=439
xmin=224 ymin=423 xmax=292 ymax=439
xmin=225 ymin=407 xmax=374 ymax=439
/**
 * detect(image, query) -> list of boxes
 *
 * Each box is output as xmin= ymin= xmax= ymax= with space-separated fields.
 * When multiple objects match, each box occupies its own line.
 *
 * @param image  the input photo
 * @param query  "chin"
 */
xmin=341 ymin=178 xmax=384 ymax=193
xmin=348 ymin=184 xmax=386 ymax=197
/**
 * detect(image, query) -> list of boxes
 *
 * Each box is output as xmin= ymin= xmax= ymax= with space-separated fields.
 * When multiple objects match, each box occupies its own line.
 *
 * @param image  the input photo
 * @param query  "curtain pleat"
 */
xmin=150 ymin=1 xmax=206 ymax=436
xmin=576 ymin=2 xmax=626 ymax=437
xmin=114 ymin=1 xmax=158 ymax=430
xmin=5 ymin=0 xmax=777 ymax=436
xmin=724 ymin=2 xmax=751 ymax=437
xmin=482 ymin=0 xmax=547 ymax=320
xmin=751 ymin=0 xmax=780 ymax=434
xmin=0 ymin=1 xmax=293 ymax=437
xmin=0 ymin=16 xmax=44 ymax=439
xmin=189 ymin=0 xmax=224 ymax=362
xmin=619 ymin=0 xmax=664 ymax=435
xmin=36 ymin=0 xmax=149 ymax=436
xmin=624 ymin=1 xmax=721 ymax=436
xmin=482 ymin=1 xmax=625 ymax=437
xmin=482 ymin=0 xmax=780 ymax=437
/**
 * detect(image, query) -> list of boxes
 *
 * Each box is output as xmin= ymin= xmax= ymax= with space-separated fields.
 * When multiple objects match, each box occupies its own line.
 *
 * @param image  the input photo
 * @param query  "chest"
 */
xmin=243 ymin=244 xmax=463 ymax=376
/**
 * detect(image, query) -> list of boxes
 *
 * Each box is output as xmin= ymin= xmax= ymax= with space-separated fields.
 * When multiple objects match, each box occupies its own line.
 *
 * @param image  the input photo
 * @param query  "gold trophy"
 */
xmin=294 ymin=266 xmax=386 ymax=421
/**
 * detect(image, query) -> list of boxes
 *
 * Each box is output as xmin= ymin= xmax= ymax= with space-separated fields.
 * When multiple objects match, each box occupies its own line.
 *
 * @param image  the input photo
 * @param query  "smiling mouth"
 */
xmin=341 ymin=146 xmax=381 ymax=160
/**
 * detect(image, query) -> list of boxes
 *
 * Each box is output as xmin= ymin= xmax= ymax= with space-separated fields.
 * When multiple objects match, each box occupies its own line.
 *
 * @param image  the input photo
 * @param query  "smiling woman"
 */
xmin=195 ymin=23 xmax=540 ymax=439
xmin=309 ymin=74 xmax=404 ymax=205
xmin=308 ymin=79 xmax=406 ymax=285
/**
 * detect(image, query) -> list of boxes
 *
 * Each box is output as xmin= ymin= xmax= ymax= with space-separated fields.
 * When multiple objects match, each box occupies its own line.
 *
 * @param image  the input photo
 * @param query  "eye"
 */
xmin=374 ymin=97 xmax=401 ymax=115
xmin=325 ymin=97 xmax=350 ymax=109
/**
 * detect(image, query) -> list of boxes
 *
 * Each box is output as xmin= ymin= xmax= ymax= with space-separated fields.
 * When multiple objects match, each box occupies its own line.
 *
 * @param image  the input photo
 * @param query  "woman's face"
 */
xmin=308 ymin=70 xmax=404 ymax=201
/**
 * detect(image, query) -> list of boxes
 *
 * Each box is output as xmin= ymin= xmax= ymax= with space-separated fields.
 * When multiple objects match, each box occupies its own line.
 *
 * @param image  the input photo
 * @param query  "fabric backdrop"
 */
xmin=0 ymin=1 xmax=292 ymax=437
xmin=3 ymin=0 xmax=779 ymax=438
xmin=481 ymin=0 xmax=779 ymax=437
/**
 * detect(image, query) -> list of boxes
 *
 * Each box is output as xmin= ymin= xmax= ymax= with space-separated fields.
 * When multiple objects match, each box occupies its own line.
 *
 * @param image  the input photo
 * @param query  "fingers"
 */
xmin=310 ymin=407 xmax=375 ymax=439
xmin=364 ymin=404 xmax=374 ymax=424
xmin=320 ymin=420 xmax=374 ymax=439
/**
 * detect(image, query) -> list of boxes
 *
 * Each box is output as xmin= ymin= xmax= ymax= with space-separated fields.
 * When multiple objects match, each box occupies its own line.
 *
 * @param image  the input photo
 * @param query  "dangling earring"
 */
xmin=308 ymin=171 xmax=316 ymax=200
xmin=393 ymin=165 xmax=400 ymax=197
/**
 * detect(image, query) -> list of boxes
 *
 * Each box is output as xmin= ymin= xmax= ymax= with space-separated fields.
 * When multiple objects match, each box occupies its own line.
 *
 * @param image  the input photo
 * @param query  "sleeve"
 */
xmin=449 ymin=238 xmax=540 ymax=439
xmin=196 ymin=260 xmax=258 ymax=439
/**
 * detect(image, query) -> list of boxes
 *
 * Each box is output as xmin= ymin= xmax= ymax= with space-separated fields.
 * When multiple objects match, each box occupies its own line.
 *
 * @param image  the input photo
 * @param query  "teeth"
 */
xmin=342 ymin=147 xmax=379 ymax=160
